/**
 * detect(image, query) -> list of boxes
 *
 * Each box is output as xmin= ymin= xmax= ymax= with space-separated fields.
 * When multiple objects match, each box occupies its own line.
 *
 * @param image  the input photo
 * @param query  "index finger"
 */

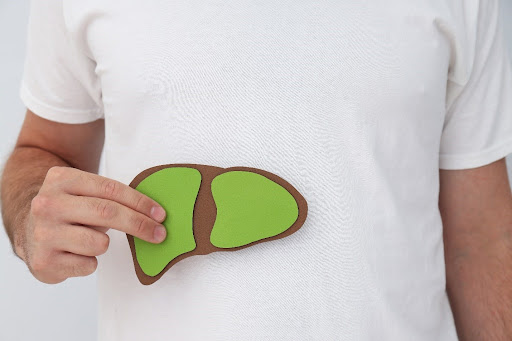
xmin=61 ymin=168 xmax=166 ymax=223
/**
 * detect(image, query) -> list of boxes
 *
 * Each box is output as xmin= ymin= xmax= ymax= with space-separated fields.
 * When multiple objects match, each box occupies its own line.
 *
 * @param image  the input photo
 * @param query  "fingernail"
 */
xmin=153 ymin=225 xmax=167 ymax=243
xmin=150 ymin=206 xmax=166 ymax=222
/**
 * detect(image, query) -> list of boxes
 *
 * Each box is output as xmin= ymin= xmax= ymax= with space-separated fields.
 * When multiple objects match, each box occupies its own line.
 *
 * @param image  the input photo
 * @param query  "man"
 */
xmin=2 ymin=0 xmax=512 ymax=340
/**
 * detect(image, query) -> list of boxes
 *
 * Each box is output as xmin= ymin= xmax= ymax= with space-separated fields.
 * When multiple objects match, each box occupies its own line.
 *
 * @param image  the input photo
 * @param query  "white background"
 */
xmin=1 ymin=1 xmax=512 ymax=340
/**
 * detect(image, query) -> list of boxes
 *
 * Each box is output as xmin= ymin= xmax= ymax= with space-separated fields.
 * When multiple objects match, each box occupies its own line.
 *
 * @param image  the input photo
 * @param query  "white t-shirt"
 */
xmin=20 ymin=0 xmax=512 ymax=340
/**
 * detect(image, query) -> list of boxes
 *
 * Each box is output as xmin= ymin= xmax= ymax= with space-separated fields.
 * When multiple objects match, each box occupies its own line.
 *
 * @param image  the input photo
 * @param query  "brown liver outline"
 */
xmin=127 ymin=164 xmax=308 ymax=285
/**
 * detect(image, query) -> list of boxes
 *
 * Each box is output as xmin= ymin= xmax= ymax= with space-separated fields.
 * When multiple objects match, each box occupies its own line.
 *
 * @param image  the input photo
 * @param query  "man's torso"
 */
xmin=66 ymin=0 xmax=463 ymax=339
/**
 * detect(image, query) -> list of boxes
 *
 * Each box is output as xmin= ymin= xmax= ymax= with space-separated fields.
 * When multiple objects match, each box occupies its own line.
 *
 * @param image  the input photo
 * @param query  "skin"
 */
xmin=1 ymin=109 xmax=512 ymax=339
xmin=1 ymin=110 xmax=167 ymax=284
xmin=440 ymin=157 xmax=512 ymax=340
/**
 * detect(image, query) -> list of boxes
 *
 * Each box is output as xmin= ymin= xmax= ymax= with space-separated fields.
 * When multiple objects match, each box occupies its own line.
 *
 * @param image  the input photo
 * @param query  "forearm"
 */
xmin=444 ymin=218 xmax=512 ymax=340
xmin=0 ymin=146 xmax=70 ymax=260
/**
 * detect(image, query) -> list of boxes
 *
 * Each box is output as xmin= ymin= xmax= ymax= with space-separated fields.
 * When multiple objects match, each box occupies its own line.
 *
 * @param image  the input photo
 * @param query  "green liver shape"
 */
xmin=134 ymin=167 xmax=201 ymax=276
xmin=210 ymin=171 xmax=299 ymax=248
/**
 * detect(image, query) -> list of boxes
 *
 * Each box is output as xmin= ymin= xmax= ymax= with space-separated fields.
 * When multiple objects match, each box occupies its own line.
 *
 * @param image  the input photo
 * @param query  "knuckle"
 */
xmin=80 ymin=230 xmax=98 ymax=251
xmin=31 ymin=194 xmax=51 ymax=217
xmin=101 ymin=179 xmax=119 ymax=199
xmin=131 ymin=215 xmax=147 ymax=237
xmin=97 ymin=201 xmax=117 ymax=220
xmin=46 ymin=166 xmax=67 ymax=182
xmin=134 ymin=194 xmax=145 ymax=212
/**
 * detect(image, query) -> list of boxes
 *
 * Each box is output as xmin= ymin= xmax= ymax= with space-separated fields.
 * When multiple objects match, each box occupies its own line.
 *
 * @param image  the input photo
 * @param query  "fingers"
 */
xmin=63 ymin=195 xmax=167 ymax=243
xmin=45 ymin=166 xmax=166 ymax=223
xmin=58 ymin=253 xmax=98 ymax=279
xmin=27 ymin=223 xmax=100 ymax=284
xmin=29 ymin=252 xmax=98 ymax=284
xmin=28 ymin=166 xmax=150 ymax=284
xmin=79 ymin=224 xmax=110 ymax=234
xmin=51 ymin=224 xmax=110 ymax=257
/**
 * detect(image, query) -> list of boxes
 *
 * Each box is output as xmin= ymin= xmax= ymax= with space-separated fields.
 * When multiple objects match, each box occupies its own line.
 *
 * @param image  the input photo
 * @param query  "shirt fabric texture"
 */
xmin=20 ymin=0 xmax=512 ymax=340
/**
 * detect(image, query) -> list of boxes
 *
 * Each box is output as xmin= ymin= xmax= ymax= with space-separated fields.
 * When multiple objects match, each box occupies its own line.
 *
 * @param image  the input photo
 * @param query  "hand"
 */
xmin=17 ymin=166 xmax=167 ymax=284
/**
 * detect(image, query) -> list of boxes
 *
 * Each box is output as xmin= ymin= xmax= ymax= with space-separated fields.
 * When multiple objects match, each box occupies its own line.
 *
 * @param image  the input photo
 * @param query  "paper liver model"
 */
xmin=127 ymin=164 xmax=308 ymax=285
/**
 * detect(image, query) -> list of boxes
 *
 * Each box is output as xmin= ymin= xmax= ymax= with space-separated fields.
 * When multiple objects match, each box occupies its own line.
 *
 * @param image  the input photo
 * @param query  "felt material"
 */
xmin=127 ymin=164 xmax=308 ymax=285
xmin=210 ymin=171 xmax=299 ymax=248
xmin=133 ymin=167 xmax=201 ymax=276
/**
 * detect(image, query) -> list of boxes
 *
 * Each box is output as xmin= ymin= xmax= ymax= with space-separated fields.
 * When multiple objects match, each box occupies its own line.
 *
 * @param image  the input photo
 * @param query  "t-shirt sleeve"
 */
xmin=439 ymin=0 xmax=512 ymax=170
xmin=19 ymin=0 xmax=104 ymax=124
